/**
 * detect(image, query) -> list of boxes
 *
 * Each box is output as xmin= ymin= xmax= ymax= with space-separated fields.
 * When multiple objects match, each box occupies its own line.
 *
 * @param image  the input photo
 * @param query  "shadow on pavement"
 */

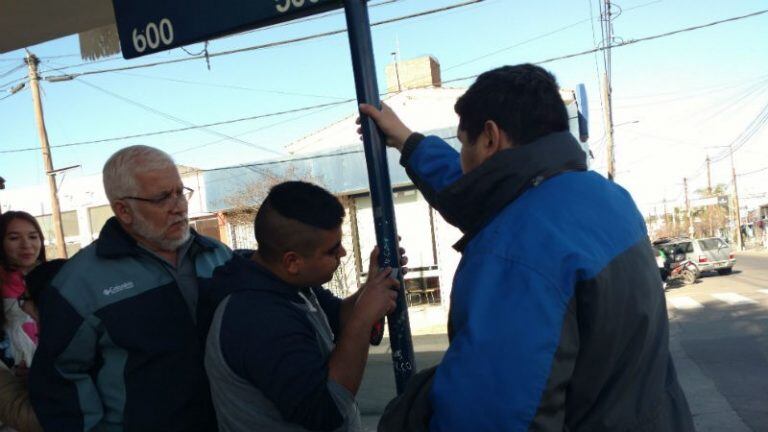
xmin=671 ymin=299 xmax=768 ymax=431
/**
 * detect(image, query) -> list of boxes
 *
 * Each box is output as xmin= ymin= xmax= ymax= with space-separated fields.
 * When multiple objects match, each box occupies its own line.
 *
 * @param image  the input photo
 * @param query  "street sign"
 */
xmin=111 ymin=0 xmax=342 ymax=59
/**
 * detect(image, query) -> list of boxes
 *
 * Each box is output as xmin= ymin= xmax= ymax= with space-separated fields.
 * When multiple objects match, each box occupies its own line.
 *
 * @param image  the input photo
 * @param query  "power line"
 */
xmin=739 ymin=166 xmax=768 ymax=177
xmin=615 ymin=75 xmax=768 ymax=108
xmin=0 ymin=90 xmax=23 ymax=102
xmin=4 ymin=8 xmax=765 ymax=155
xmin=41 ymin=0 xmax=486 ymax=80
xmin=171 ymin=99 xmax=348 ymax=156
xmin=107 ymin=71 xmax=349 ymax=100
xmin=76 ymin=78 xmax=287 ymax=155
xmin=443 ymin=20 xmax=589 ymax=73
xmin=711 ymin=101 xmax=768 ymax=163
xmin=0 ymin=64 xmax=25 ymax=79
xmin=200 ymin=134 xmax=459 ymax=180
xmin=0 ymin=99 xmax=355 ymax=154
xmin=535 ymin=8 xmax=768 ymax=66
xmin=220 ymin=0 xmax=403 ymax=40
xmin=0 ymin=76 xmax=26 ymax=90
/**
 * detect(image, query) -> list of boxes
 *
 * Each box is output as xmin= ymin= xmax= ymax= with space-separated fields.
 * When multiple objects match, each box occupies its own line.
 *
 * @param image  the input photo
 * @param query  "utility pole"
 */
xmin=25 ymin=52 xmax=67 ymax=259
xmin=390 ymin=52 xmax=402 ymax=93
xmin=706 ymin=155 xmax=714 ymax=236
xmin=730 ymin=145 xmax=744 ymax=250
xmin=603 ymin=73 xmax=615 ymax=181
xmin=601 ymin=0 xmax=616 ymax=181
xmin=684 ymin=177 xmax=693 ymax=237
xmin=673 ymin=207 xmax=678 ymax=236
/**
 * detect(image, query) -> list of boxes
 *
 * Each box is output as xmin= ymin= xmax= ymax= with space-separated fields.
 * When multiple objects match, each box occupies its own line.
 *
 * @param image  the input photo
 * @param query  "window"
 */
xmin=88 ymin=205 xmax=114 ymax=235
xmin=36 ymin=211 xmax=80 ymax=240
xmin=44 ymin=242 xmax=81 ymax=259
xmin=191 ymin=218 xmax=221 ymax=241
xmin=354 ymin=189 xmax=436 ymax=273
xmin=698 ymin=238 xmax=725 ymax=251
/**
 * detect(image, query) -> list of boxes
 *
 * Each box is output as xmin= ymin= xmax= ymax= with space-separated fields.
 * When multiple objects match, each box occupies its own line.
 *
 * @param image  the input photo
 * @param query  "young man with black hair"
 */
xmin=360 ymin=64 xmax=693 ymax=431
xmin=204 ymin=181 xmax=402 ymax=432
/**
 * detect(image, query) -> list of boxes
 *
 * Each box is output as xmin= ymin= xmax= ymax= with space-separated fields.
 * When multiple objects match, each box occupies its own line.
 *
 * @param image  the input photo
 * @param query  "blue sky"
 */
xmin=1 ymin=0 xmax=767 ymax=214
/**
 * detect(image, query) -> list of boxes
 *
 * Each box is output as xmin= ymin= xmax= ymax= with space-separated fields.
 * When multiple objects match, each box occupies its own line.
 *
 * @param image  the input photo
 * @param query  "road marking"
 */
xmin=668 ymin=296 xmax=704 ymax=310
xmin=711 ymin=292 xmax=758 ymax=305
xmin=758 ymin=289 xmax=768 ymax=295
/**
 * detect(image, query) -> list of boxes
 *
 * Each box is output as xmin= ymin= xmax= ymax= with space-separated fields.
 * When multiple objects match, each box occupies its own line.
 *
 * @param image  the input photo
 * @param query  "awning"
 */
xmin=0 ymin=0 xmax=119 ymax=58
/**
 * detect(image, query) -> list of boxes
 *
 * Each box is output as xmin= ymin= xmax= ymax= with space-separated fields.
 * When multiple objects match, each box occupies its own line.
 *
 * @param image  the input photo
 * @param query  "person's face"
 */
xmin=296 ymin=227 xmax=346 ymax=286
xmin=115 ymin=166 xmax=190 ymax=252
xmin=2 ymin=219 xmax=42 ymax=272
xmin=458 ymin=121 xmax=514 ymax=174
xmin=458 ymin=128 xmax=488 ymax=174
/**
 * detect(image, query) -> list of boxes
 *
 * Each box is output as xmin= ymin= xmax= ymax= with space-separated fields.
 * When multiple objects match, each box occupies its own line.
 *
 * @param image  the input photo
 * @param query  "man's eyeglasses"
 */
xmin=121 ymin=186 xmax=194 ymax=208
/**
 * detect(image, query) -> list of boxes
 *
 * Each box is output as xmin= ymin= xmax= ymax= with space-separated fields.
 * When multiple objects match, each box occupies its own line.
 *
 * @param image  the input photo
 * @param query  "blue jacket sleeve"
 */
xmin=429 ymin=252 xmax=573 ymax=432
xmin=401 ymin=134 xmax=463 ymax=199
xmin=29 ymin=286 xmax=103 ymax=432
xmin=220 ymin=291 xmax=344 ymax=431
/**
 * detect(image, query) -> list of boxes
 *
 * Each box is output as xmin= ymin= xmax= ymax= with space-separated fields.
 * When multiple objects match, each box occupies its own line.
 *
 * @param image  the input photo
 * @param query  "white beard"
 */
xmin=131 ymin=211 xmax=190 ymax=252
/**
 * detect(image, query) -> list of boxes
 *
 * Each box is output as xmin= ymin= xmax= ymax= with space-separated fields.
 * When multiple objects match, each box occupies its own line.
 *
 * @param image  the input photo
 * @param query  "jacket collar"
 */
xmin=96 ymin=216 xmax=216 ymax=259
xmin=435 ymin=131 xmax=587 ymax=251
xmin=208 ymin=252 xmax=308 ymax=305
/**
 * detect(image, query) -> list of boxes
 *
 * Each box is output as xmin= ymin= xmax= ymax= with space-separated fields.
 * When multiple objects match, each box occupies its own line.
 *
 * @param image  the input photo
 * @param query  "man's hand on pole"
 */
xmin=357 ymin=103 xmax=413 ymax=151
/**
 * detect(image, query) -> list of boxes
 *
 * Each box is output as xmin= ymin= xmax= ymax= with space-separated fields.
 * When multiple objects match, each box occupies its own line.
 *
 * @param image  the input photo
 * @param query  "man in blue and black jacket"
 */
xmin=360 ymin=64 xmax=694 ymax=431
xmin=29 ymin=146 xmax=232 ymax=432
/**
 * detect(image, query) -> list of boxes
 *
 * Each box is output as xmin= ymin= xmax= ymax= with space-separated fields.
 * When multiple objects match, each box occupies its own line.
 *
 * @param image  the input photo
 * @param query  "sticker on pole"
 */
xmin=111 ymin=0 xmax=343 ymax=59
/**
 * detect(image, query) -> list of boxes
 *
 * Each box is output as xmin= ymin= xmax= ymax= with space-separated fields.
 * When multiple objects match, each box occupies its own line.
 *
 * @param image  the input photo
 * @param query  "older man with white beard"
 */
xmin=29 ymin=145 xmax=232 ymax=432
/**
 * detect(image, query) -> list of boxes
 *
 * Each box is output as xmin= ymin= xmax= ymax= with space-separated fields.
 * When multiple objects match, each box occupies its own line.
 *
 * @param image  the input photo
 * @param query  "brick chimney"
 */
xmin=385 ymin=56 xmax=441 ymax=93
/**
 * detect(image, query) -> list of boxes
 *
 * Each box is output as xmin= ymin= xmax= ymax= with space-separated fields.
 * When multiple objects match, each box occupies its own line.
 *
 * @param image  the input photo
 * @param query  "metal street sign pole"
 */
xmin=343 ymin=0 xmax=415 ymax=394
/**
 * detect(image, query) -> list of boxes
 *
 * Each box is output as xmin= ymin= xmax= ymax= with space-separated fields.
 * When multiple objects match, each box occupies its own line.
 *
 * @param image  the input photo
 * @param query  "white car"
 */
xmin=657 ymin=237 xmax=736 ymax=275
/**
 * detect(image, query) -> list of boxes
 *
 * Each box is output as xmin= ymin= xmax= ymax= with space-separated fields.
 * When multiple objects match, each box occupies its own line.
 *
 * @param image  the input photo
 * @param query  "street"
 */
xmin=359 ymin=251 xmax=768 ymax=431
xmin=668 ymin=251 xmax=768 ymax=431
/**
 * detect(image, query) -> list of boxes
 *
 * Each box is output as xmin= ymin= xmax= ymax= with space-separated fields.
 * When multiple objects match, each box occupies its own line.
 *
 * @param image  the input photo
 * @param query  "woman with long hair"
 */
xmin=0 ymin=211 xmax=45 ymax=369
xmin=0 ymin=211 xmax=46 ymax=432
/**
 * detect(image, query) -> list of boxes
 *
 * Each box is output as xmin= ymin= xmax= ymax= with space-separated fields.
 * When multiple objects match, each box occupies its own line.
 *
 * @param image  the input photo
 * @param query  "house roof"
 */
xmin=286 ymin=87 xmax=465 ymax=155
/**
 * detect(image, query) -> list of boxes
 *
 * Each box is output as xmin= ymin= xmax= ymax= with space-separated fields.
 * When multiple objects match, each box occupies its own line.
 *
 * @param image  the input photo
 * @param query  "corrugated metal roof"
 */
xmin=203 ymin=127 xmax=459 ymax=212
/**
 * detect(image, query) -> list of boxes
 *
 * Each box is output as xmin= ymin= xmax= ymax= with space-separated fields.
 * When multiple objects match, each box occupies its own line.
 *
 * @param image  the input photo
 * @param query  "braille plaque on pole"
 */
xmin=112 ymin=0 xmax=416 ymax=394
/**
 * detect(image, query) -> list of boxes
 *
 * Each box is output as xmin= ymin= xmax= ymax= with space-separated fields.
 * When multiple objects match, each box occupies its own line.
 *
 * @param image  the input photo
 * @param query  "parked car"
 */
xmin=652 ymin=237 xmax=736 ymax=275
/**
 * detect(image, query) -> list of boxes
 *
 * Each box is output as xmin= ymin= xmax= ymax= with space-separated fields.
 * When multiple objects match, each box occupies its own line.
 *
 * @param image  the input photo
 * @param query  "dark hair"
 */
xmin=0 ymin=211 xmax=46 ymax=269
xmin=25 ymin=259 xmax=67 ymax=306
xmin=254 ymin=181 xmax=345 ymax=262
xmin=455 ymin=64 xmax=569 ymax=146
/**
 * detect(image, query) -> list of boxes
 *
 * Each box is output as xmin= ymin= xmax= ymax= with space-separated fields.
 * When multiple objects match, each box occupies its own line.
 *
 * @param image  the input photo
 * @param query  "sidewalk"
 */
xmin=668 ymin=320 xmax=752 ymax=431
xmin=357 ymin=304 xmax=753 ymax=430
xmin=360 ymin=304 xmax=449 ymax=431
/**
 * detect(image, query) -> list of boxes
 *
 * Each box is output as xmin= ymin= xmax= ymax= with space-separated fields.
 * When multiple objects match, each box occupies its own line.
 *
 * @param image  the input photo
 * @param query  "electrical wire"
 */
xmin=739 ymin=166 xmax=768 ymax=177
xmin=108 ymin=71 xmax=349 ymax=100
xmin=40 ymin=0 xmax=486 ymax=79
xmin=711 ymin=101 xmax=768 ymax=162
xmin=0 ymin=99 xmax=355 ymax=154
xmin=0 ymin=90 xmax=23 ymax=102
xmin=4 ymin=8 xmax=766 ymax=156
xmin=0 ymin=64 xmax=25 ymax=79
xmin=0 ymin=76 xmax=27 ymax=90
xmin=171 ymin=99 xmax=349 ymax=156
